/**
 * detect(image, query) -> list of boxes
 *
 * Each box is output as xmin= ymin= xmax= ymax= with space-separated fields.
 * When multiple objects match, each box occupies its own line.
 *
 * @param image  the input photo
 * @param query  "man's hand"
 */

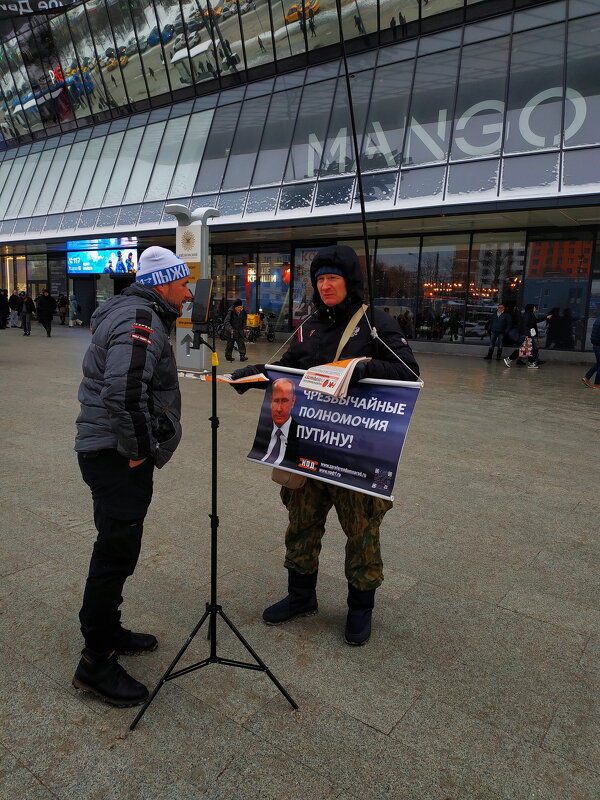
xmin=129 ymin=458 xmax=146 ymax=468
xmin=349 ymin=361 xmax=368 ymax=386
xmin=231 ymin=364 xmax=260 ymax=380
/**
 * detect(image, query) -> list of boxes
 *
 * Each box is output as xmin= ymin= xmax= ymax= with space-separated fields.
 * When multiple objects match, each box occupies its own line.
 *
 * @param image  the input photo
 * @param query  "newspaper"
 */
xmin=199 ymin=372 xmax=269 ymax=385
xmin=298 ymin=358 xmax=371 ymax=398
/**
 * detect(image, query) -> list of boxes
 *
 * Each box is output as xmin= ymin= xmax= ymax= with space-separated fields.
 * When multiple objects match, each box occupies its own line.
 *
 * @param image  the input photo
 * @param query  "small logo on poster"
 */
xmin=299 ymin=458 xmax=318 ymax=471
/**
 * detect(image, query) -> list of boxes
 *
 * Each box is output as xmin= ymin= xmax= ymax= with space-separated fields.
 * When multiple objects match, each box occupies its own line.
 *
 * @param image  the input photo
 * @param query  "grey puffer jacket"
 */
xmin=75 ymin=283 xmax=182 ymax=468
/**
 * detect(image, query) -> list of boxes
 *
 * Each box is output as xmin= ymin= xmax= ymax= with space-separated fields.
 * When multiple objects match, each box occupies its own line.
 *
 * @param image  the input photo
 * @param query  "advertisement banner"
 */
xmin=247 ymin=366 xmax=421 ymax=500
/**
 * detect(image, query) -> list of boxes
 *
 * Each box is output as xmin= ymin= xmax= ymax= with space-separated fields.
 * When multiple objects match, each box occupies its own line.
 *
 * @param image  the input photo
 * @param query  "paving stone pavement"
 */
xmin=0 ymin=323 xmax=598 ymax=800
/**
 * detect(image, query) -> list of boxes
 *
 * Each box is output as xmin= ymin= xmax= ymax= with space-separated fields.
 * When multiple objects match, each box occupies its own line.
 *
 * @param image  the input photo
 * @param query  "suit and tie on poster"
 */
xmin=247 ymin=366 xmax=421 ymax=500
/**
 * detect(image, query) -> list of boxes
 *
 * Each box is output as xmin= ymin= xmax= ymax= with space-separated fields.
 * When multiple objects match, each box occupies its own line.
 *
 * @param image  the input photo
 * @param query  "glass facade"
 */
xmin=0 ymin=1 xmax=598 ymax=233
xmin=0 ymin=0 xmax=497 ymax=148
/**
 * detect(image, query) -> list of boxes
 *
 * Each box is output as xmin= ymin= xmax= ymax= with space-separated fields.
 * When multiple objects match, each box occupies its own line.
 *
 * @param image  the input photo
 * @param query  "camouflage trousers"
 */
xmin=280 ymin=479 xmax=393 ymax=591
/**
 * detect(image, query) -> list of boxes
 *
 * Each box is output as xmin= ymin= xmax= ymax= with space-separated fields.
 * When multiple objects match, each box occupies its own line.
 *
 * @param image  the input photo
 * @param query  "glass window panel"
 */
xmin=139 ymin=201 xmax=164 ymax=223
xmin=278 ymin=182 xmax=314 ymax=211
xmin=376 ymin=39 xmax=418 ymax=67
xmin=403 ymin=49 xmax=460 ymax=166
xmin=451 ymin=38 xmax=510 ymax=161
xmin=65 ymin=137 xmax=106 ymax=212
xmin=212 ymin=6 xmax=246 ymax=74
xmin=48 ymin=140 xmax=88 ymax=214
xmin=19 ymin=149 xmax=55 ymax=218
xmin=83 ymin=132 xmax=125 ymax=209
xmin=362 ymin=60 xmax=413 ymax=172
xmin=523 ymin=233 xmax=592 ymax=346
xmin=501 ymin=153 xmax=559 ymax=196
xmin=564 ymin=17 xmax=600 ymax=147
xmin=218 ymin=191 xmax=246 ymax=216
xmin=194 ymin=103 xmax=242 ymax=193
xmin=268 ymin=1 xmax=309 ymax=60
xmin=117 ymin=204 xmax=141 ymax=226
xmin=218 ymin=87 xmax=246 ymax=106
xmin=305 ymin=62 xmax=339 ymax=84
xmin=237 ymin=5 xmax=274 ymax=68
xmin=226 ymin=250 xmax=257 ymax=310
xmin=0 ymin=161 xmax=14 ymax=207
xmin=285 ymin=79 xmax=336 ymax=182
xmin=319 ymin=73 xmax=371 ymax=178
xmin=274 ymin=71 xmax=305 ymax=91
xmin=562 ymin=148 xmax=600 ymax=192
xmin=356 ymin=172 xmax=398 ymax=205
xmin=570 ymin=0 xmax=598 ymax=17
xmin=245 ymin=187 xmax=279 ymax=214
xmin=97 ymin=206 xmax=119 ymax=227
xmin=446 ymin=159 xmax=499 ymax=199
xmin=419 ymin=235 xmax=469 ymax=342
xmin=5 ymin=152 xmax=40 ymax=217
xmin=339 ymin=0 xmax=374 ymax=42
xmin=462 ymin=15 xmax=511 ymax=44
xmin=0 ymin=156 xmax=23 ymax=218
xmin=398 ymin=165 xmax=445 ymax=205
xmin=258 ymin=250 xmax=291 ymax=326
xmin=1 ymin=219 xmax=15 ymax=235
xmin=504 ymin=24 xmax=565 ymax=154
xmin=189 ymin=194 xmax=217 ymax=212
xmin=78 ymin=209 xmax=99 ymax=228
xmin=314 ymin=177 xmax=352 ymax=207
xmin=60 ymin=211 xmax=80 ymax=230
xmin=145 ymin=115 xmax=188 ymax=201
xmin=373 ymin=238 xmax=420 ymax=332
xmin=13 ymin=218 xmax=30 ymax=234
xmin=222 ymin=95 xmax=270 ymax=190
xmin=252 ymin=89 xmax=301 ymax=186
xmin=43 ymin=214 xmax=62 ymax=232
xmin=28 ymin=217 xmax=45 ymax=233
xmin=513 ymin=1 xmax=566 ymax=32
xmin=102 ymin=128 xmax=145 ymax=207
xmin=122 ymin=121 xmax=167 ymax=204
xmin=422 ymin=0 xmax=463 ymax=19
xmin=467 ymin=233 xmax=526 ymax=332
xmin=33 ymin=145 xmax=72 ymax=216
xmin=418 ymin=28 xmax=462 ymax=55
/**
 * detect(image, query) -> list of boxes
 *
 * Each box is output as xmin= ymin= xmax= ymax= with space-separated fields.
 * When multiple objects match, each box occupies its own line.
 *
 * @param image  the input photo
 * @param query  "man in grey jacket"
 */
xmin=72 ymin=246 xmax=192 ymax=707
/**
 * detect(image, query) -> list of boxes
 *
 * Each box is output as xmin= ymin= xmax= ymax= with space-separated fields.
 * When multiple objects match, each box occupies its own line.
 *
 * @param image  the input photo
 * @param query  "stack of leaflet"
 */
xmin=298 ymin=358 xmax=371 ymax=398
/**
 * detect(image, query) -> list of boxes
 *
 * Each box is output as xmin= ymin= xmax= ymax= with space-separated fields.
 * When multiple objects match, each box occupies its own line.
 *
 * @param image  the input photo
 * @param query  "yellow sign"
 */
xmin=176 ymin=317 xmax=193 ymax=329
xmin=188 ymin=260 xmax=200 ymax=282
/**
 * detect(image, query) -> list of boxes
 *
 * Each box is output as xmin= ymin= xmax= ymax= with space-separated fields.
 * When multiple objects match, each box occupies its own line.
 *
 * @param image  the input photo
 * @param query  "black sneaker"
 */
xmin=115 ymin=628 xmax=158 ymax=655
xmin=72 ymin=650 xmax=149 ymax=707
xmin=239 ymin=356 xmax=248 ymax=362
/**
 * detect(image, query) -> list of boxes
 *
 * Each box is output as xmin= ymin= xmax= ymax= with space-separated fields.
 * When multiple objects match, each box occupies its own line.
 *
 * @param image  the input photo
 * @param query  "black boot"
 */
xmin=496 ymin=349 xmax=503 ymax=361
xmin=483 ymin=348 xmax=493 ymax=360
xmin=72 ymin=649 xmax=149 ymax=706
xmin=345 ymin=584 xmax=375 ymax=646
xmin=263 ymin=570 xmax=318 ymax=624
xmin=114 ymin=627 xmax=158 ymax=655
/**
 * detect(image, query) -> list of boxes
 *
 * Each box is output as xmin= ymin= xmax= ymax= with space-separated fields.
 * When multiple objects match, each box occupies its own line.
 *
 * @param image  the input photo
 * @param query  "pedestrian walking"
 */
xmin=484 ymin=303 xmax=510 ymax=361
xmin=224 ymin=298 xmax=248 ymax=362
xmin=0 ymin=289 xmax=8 ymax=329
xmin=257 ymin=35 xmax=266 ymax=53
xmin=504 ymin=304 xmax=551 ymax=369
xmin=57 ymin=294 xmax=68 ymax=325
xmin=36 ymin=288 xmax=57 ymax=337
xmin=72 ymin=246 xmax=192 ymax=707
xmin=390 ymin=16 xmax=397 ymax=39
xmin=230 ymin=246 xmax=419 ymax=646
xmin=70 ymin=295 xmax=84 ymax=326
xmin=148 ymin=66 xmax=156 ymax=80
xmin=581 ymin=315 xmax=600 ymax=388
xmin=308 ymin=17 xmax=316 ymax=36
xmin=8 ymin=289 xmax=19 ymax=326
xmin=17 ymin=291 xmax=35 ymax=336
xmin=398 ymin=9 xmax=407 ymax=35
xmin=354 ymin=13 xmax=366 ymax=34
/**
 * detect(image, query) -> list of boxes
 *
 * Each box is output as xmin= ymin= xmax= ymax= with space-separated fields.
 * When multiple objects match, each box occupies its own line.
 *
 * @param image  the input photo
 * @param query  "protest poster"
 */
xmin=247 ymin=366 xmax=421 ymax=500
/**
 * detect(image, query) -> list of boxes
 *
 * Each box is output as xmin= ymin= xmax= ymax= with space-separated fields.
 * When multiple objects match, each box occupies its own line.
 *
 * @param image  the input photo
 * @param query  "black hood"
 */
xmin=310 ymin=245 xmax=365 ymax=308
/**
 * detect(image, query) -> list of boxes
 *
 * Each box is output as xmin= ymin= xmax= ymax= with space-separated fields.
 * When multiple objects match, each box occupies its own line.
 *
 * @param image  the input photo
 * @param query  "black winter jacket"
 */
xmin=590 ymin=315 xmax=600 ymax=347
xmin=36 ymin=294 xmax=57 ymax=319
xmin=17 ymin=297 xmax=35 ymax=315
xmin=75 ymin=283 xmax=182 ymax=468
xmin=276 ymin=245 xmax=419 ymax=381
xmin=224 ymin=306 xmax=247 ymax=336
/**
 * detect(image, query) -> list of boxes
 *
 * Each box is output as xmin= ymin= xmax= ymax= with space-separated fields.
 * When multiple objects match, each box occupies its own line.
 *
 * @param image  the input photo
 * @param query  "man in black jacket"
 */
xmin=73 ymin=246 xmax=192 ymax=707
xmin=36 ymin=289 xmax=57 ymax=337
xmin=224 ymin=298 xmax=248 ymax=362
xmin=484 ymin=303 xmax=510 ymax=361
xmin=17 ymin=292 xmax=35 ymax=336
xmin=232 ymin=245 xmax=419 ymax=646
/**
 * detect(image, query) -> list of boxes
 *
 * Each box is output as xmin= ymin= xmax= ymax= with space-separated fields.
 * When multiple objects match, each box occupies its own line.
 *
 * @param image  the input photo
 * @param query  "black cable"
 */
xmin=333 ymin=0 xmax=375 ymax=325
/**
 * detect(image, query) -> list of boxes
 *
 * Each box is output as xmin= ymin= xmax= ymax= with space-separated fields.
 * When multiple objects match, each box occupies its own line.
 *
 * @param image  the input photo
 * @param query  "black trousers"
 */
xmin=78 ymin=450 xmax=154 ymax=653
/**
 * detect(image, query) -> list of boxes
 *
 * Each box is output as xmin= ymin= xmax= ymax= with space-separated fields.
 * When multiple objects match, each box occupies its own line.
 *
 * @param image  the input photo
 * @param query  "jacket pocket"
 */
xmin=153 ymin=408 xmax=182 ymax=469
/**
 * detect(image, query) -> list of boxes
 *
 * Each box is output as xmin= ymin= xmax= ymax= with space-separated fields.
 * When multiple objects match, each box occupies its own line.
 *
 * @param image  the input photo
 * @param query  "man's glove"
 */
xmin=231 ymin=364 xmax=261 ymax=380
xmin=349 ymin=361 xmax=368 ymax=386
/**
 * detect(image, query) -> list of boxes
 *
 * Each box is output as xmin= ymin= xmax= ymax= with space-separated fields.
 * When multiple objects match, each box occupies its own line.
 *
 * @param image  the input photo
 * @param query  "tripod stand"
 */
xmin=130 ymin=321 xmax=298 ymax=731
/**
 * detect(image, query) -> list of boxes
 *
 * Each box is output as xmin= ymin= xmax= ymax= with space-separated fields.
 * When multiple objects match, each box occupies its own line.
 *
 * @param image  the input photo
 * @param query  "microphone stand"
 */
xmin=130 ymin=320 xmax=298 ymax=731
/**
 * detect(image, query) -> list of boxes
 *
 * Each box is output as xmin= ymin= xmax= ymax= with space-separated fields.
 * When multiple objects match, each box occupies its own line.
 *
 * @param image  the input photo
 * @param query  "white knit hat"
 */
xmin=136 ymin=246 xmax=190 ymax=287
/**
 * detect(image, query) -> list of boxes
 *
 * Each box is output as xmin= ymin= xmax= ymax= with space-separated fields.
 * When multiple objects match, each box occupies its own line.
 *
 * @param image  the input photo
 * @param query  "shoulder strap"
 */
xmin=334 ymin=304 xmax=368 ymax=362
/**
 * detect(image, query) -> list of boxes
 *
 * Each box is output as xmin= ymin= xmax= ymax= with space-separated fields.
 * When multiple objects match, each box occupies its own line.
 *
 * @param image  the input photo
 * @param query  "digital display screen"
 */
xmin=67 ymin=248 xmax=138 ymax=275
